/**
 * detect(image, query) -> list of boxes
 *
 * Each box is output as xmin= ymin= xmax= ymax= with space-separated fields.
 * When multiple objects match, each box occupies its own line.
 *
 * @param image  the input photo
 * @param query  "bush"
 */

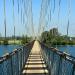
xmin=21 ymin=37 xmax=28 ymax=45
xmin=61 ymin=42 xmax=67 ymax=45
xmin=3 ymin=39 xmax=8 ymax=45
xmin=68 ymin=41 xmax=74 ymax=45
xmin=0 ymin=41 xmax=1 ymax=44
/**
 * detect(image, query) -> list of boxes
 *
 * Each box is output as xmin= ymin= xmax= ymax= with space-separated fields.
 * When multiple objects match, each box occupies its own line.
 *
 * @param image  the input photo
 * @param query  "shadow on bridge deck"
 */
xmin=22 ymin=41 xmax=49 ymax=75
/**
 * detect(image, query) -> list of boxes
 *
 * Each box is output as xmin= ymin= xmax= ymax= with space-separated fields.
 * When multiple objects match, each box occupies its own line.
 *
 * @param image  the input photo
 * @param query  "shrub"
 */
xmin=3 ymin=39 xmax=8 ymax=45
xmin=0 ymin=41 xmax=1 ymax=44
xmin=21 ymin=37 xmax=28 ymax=45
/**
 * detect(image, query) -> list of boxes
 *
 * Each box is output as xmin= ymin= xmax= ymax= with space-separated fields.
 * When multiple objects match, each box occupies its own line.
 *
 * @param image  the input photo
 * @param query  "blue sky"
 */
xmin=0 ymin=0 xmax=75 ymax=37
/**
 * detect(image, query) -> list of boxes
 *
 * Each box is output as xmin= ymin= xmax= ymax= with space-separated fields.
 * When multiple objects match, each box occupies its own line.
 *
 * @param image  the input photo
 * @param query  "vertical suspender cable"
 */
xmin=38 ymin=0 xmax=42 ymax=38
xmin=38 ymin=0 xmax=50 ymax=37
xmin=21 ymin=0 xmax=24 ymax=26
xmin=67 ymin=0 xmax=71 ymax=37
xmin=56 ymin=0 xmax=61 ymax=48
xmin=31 ymin=0 xmax=35 ymax=39
xmin=45 ymin=0 xmax=50 ymax=30
xmin=23 ymin=0 xmax=25 ymax=26
xmin=25 ymin=0 xmax=29 ymax=36
xmin=65 ymin=0 xmax=71 ymax=53
xmin=4 ymin=0 xmax=6 ymax=39
xmin=50 ymin=0 xmax=52 ymax=22
xmin=17 ymin=0 xmax=20 ymax=43
xmin=49 ymin=0 xmax=52 ymax=42
xmin=53 ymin=0 xmax=55 ymax=13
xmin=20 ymin=0 xmax=22 ymax=25
xmin=57 ymin=0 xmax=61 ymax=31
xmin=22 ymin=0 xmax=26 ymax=36
xmin=67 ymin=20 xmax=69 ymax=37
xmin=17 ymin=0 xmax=19 ymax=25
xmin=24 ymin=0 xmax=27 ymax=36
xmin=22 ymin=0 xmax=24 ymax=25
xmin=21 ymin=8 xmax=22 ymax=25
xmin=13 ymin=0 xmax=15 ymax=44
xmin=14 ymin=26 xmax=15 ymax=43
xmin=45 ymin=0 xmax=50 ymax=31
xmin=24 ymin=0 xmax=28 ymax=40
xmin=21 ymin=0 xmax=24 ymax=36
xmin=17 ymin=0 xmax=19 ymax=14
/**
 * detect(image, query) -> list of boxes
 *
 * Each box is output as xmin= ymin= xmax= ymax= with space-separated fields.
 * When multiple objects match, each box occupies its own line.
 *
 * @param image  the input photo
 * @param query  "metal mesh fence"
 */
xmin=0 ymin=41 xmax=34 ymax=75
xmin=40 ymin=42 xmax=75 ymax=75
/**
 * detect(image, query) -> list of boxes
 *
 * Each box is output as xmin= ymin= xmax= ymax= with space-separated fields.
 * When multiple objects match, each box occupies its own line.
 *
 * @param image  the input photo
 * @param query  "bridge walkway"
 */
xmin=22 ymin=41 xmax=49 ymax=75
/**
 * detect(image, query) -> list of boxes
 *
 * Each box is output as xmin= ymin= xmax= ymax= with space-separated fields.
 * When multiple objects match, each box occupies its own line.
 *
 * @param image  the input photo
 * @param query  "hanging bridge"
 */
xmin=0 ymin=0 xmax=75 ymax=75
xmin=0 ymin=40 xmax=75 ymax=75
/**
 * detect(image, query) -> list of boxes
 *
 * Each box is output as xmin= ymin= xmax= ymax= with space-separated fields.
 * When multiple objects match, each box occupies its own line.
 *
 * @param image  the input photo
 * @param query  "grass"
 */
xmin=0 ymin=40 xmax=22 ymax=45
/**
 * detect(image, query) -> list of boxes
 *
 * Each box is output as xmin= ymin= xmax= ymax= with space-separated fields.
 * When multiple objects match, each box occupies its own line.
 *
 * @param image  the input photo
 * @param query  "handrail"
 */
xmin=40 ymin=42 xmax=75 ymax=75
xmin=0 ymin=40 xmax=35 ymax=75
xmin=0 ymin=40 xmax=34 ymax=63
xmin=40 ymin=42 xmax=75 ymax=64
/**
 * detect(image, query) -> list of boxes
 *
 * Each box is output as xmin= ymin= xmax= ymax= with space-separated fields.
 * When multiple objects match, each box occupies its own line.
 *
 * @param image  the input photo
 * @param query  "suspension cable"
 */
xmin=4 ymin=0 xmax=6 ymax=39
xmin=67 ymin=0 xmax=71 ymax=36
xmin=38 ymin=0 xmax=50 ymax=38
xmin=17 ymin=0 xmax=19 ymax=14
xmin=55 ymin=0 xmax=61 ymax=48
xmin=12 ymin=0 xmax=15 ymax=44
xmin=53 ymin=0 xmax=55 ymax=13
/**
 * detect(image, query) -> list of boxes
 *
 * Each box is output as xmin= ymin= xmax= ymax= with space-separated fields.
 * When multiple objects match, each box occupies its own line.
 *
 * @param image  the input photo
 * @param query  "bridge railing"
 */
xmin=40 ymin=42 xmax=75 ymax=75
xmin=0 ymin=41 xmax=34 ymax=75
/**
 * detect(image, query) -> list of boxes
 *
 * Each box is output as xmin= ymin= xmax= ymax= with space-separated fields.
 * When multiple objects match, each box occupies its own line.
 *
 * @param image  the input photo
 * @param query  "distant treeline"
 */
xmin=0 ymin=36 xmax=24 ymax=40
xmin=40 ymin=28 xmax=75 ymax=46
xmin=0 ymin=35 xmax=32 ymax=45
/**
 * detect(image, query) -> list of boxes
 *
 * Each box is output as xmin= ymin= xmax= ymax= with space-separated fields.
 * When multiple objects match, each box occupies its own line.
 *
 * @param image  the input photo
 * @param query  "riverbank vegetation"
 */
xmin=40 ymin=28 xmax=75 ymax=46
xmin=21 ymin=35 xmax=32 ymax=45
xmin=3 ymin=39 xmax=8 ymax=45
xmin=0 ymin=35 xmax=32 ymax=45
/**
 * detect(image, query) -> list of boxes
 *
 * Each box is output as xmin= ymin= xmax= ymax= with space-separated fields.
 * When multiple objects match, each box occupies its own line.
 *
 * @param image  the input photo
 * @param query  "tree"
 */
xmin=49 ymin=28 xmax=59 ymax=37
xmin=3 ymin=39 xmax=8 ymax=45
xmin=21 ymin=35 xmax=31 ymax=45
xmin=41 ymin=31 xmax=49 ymax=43
xmin=40 ymin=28 xmax=75 ymax=45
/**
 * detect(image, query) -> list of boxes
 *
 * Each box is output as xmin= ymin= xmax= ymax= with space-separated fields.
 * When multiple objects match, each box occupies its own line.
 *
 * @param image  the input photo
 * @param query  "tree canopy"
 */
xmin=40 ymin=28 xmax=75 ymax=46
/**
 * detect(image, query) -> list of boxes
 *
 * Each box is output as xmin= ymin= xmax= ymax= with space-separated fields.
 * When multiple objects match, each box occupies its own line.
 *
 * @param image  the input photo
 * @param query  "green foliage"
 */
xmin=21 ymin=35 xmax=31 ymax=45
xmin=3 ymin=39 xmax=8 ymax=45
xmin=0 ymin=41 xmax=1 ymax=44
xmin=21 ymin=37 xmax=27 ymax=44
xmin=41 ymin=28 xmax=75 ymax=45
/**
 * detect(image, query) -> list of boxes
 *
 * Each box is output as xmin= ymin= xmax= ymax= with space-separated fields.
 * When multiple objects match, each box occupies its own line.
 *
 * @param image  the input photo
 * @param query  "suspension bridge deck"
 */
xmin=22 ymin=41 xmax=49 ymax=75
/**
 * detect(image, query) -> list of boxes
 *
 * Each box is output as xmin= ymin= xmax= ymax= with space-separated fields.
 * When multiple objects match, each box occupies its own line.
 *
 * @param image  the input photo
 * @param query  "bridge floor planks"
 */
xmin=22 ymin=41 xmax=49 ymax=75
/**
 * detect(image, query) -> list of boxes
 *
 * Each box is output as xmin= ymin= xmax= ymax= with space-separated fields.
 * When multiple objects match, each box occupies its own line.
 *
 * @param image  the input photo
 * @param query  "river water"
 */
xmin=57 ymin=45 xmax=75 ymax=57
xmin=0 ymin=45 xmax=20 ymax=57
xmin=0 ymin=45 xmax=75 ymax=57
